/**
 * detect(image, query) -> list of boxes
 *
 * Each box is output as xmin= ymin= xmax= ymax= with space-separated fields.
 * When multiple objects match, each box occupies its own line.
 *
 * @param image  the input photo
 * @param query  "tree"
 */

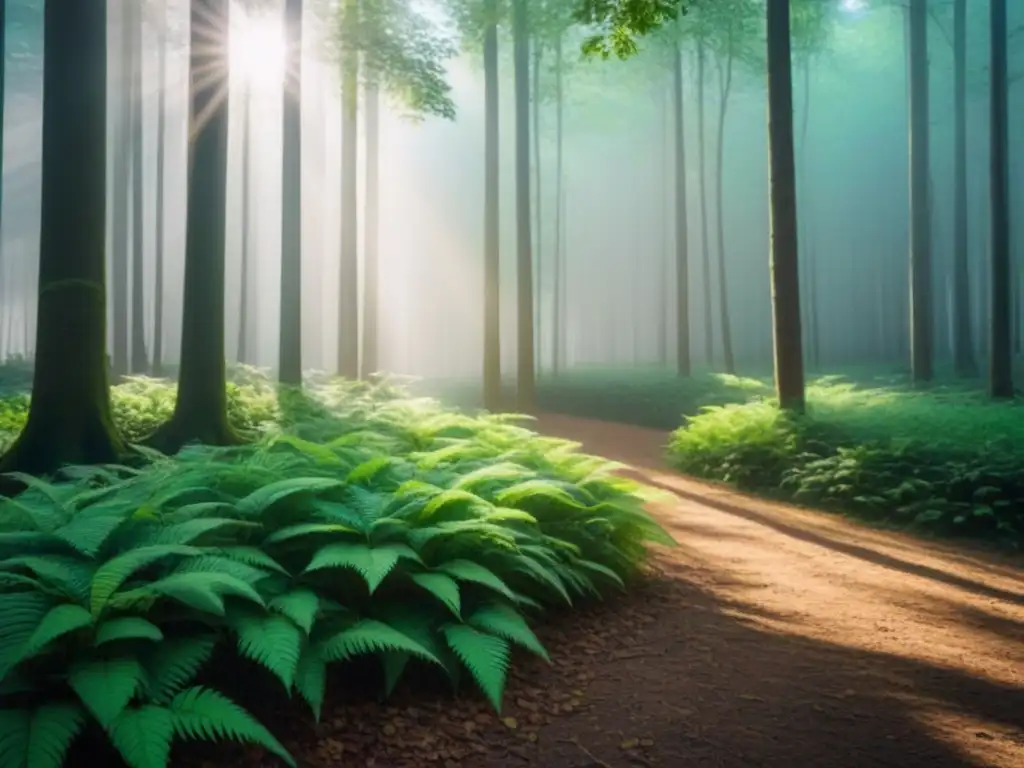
xmin=950 ymin=0 xmax=975 ymax=375
xmin=482 ymin=0 xmax=501 ymax=409
xmin=130 ymin=0 xmax=149 ymax=374
xmin=111 ymin=3 xmax=132 ymax=378
xmin=238 ymin=83 xmax=253 ymax=365
xmin=671 ymin=32 xmax=690 ymax=376
xmin=988 ymin=0 xmax=1011 ymax=398
xmin=0 ymin=0 xmax=127 ymax=474
xmin=148 ymin=0 xmax=240 ymax=451
xmin=362 ymin=78 xmax=381 ymax=378
xmin=152 ymin=0 xmax=170 ymax=375
xmin=513 ymin=0 xmax=536 ymax=410
xmin=766 ymin=0 xmax=803 ymax=411
xmin=279 ymin=0 xmax=303 ymax=384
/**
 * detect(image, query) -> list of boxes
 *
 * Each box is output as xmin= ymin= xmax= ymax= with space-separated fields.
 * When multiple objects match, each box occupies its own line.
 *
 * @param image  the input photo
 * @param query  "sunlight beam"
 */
xmin=229 ymin=3 xmax=287 ymax=91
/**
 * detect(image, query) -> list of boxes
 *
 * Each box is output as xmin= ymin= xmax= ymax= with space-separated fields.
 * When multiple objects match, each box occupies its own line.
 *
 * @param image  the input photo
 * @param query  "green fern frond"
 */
xmin=380 ymin=651 xmax=408 ymax=699
xmin=0 ymin=593 xmax=55 ymax=679
xmin=268 ymin=589 xmax=319 ymax=634
xmin=169 ymin=686 xmax=296 ymax=767
xmin=409 ymin=573 xmax=460 ymax=617
xmin=345 ymin=456 xmax=393 ymax=484
xmin=0 ymin=703 xmax=86 ymax=768
xmin=13 ymin=603 xmax=94 ymax=667
xmin=303 ymin=541 xmax=421 ymax=593
xmin=1 ymin=555 xmax=94 ymax=605
xmin=108 ymin=705 xmax=174 ymax=768
xmin=512 ymin=554 xmax=573 ymax=605
xmin=293 ymin=650 xmax=327 ymax=720
xmin=147 ymin=518 xmax=256 ymax=547
xmin=68 ymin=656 xmax=145 ymax=727
xmin=53 ymin=513 xmax=128 ymax=558
xmin=234 ymin=477 xmax=344 ymax=518
xmin=217 ymin=546 xmax=290 ymax=576
xmin=94 ymin=617 xmax=164 ymax=646
xmin=263 ymin=522 xmax=359 ymax=546
xmin=467 ymin=603 xmax=549 ymax=662
xmin=435 ymin=559 xmax=517 ymax=601
xmin=451 ymin=462 xmax=528 ymax=492
xmin=441 ymin=624 xmax=510 ymax=711
xmin=116 ymin=572 xmax=265 ymax=616
xmin=575 ymin=559 xmax=626 ymax=591
xmin=318 ymin=619 xmax=440 ymax=666
xmin=144 ymin=636 xmax=217 ymax=704
xmin=90 ymin=544 xmax=201 ymax=617
xmin=0 ymin=496 xmax=65 ymax=534
xmin=494 ymin=479 xmax=584 ymax=510
xmin=233 ymin=614 xmax=303 ymax=690
xmin=419 ymin=488 xmax=491 ymax=521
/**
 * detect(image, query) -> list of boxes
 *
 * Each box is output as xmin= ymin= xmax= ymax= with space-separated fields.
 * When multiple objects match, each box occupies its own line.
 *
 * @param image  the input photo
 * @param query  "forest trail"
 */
xmin=483 ymin=413 xmax=1024 ymax=768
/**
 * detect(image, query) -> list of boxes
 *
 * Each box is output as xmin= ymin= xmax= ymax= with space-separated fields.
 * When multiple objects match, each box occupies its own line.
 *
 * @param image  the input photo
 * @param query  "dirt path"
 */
xmin=227 ymin=415 xmax=1024 ymax=768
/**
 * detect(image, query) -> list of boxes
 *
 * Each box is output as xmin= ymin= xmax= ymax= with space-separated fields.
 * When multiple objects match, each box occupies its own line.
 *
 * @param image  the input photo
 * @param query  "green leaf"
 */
xmin=303 ymin=541 xmax=421 ymax=593
xmin=0 ymin=593 xmax=54 ymax=680
xmin=268 ymin=589 xmax=320 ymax=634
xmin=117 ymin=572 xmax=265 ymax=616
xmin=294 ymin=650 xmax=327 ymax=721
xmin=68 ymin=657 xmax=145 ymax=727
xmin=263 ymin=522 xmax=359 ymax=546
xmin=144 ymin=636 xmax=217 ymax=704
xmin=436 ymin=559 xmax=516 ymax=601
xmin=108 ymin=705 xmax=174 ymax=768
xmin=441 ymin=624 xmax=510 ymax=712
xmin=94 ymin=617 xmax=164 ymax=646
xmin=53 ymin=514 xmax=128 ymax=557
xmin=90 ymin=544 xmax=201 ymax=616
xmin=318 ymin=619 xmax=441 ymax=666
xmin=233 ymin=614 xmax=303 ymax=690
xmin=217 ymin=546 xmax=290 ymax=575
xmin=170 ymin=687 xmax=296 ymax=767
xmin=345 ymin=456 xmax=393 ymax=484
xmin=1 ymin=555 xmax=94 ymax=605
xmin=409 ymin=572 xmax=460 ymax=617
xmin=14 ymin=604 xmax=94 ymax=667
xmin=0 ymin=703 xmax=87 ymax=768
xmin=468 ymin=602 xmax=549 ymax=662
xmin=235 ymin=477 xmax=344 ymax=517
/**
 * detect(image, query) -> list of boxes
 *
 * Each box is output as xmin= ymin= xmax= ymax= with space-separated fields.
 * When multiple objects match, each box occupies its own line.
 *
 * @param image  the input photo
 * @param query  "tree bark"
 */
xmin=696 ymin=37 xmax=713 ymax=366
xmin=672 ymin=42 xmax=691 ymax=376
xmin=147 ymin=0 xmax=239 ymax=452
xmin=766 ymin=0 xmax=804 ymax=411
xmin=950 ymin=0 xmax=974 ymax=376
xmin=551 ymin=32 xmax=564 ymax=376
xmin=0 ymin=0 xmax=127 ymax=475
xmin=130 ymin=0 xmax=148 ymax=374
xmin=111 ymin=3 xmax=131 ymax=378
xmin=238 ymin=89 xmax=252 ymax=364
xmin=152 ymin=0 xmax=168 ymax=376
xmin=907 ymin=0 xmax=933 ymax=383
xmin=279 ymin=0 xmax=303 ymax=384
xmin=512 ymin=0 xmax=535 ymax=411
xmin=531 ymin=40 xmax=543 ymax=373
xmin=714 ymin=38 xmax=735 ymax=374
xmin=361 ymin=79 xmax=380 ymax=378
xmin=482 ymin=0 xmax=501 ymax=410
xmin=988 ymin=0 xmax=1012 ymax=398
xmin=338 ymin=2 xmax=360 ymax=379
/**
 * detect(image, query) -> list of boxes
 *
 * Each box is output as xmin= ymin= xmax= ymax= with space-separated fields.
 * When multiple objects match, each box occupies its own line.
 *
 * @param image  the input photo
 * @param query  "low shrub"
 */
xmin=0 ymin=391 xmax=672 ymax=767
xmin=667 ymin=378 xmax=1024 ymax=546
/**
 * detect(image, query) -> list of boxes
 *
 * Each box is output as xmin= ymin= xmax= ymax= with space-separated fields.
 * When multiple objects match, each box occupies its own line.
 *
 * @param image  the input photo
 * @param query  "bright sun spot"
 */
xmin=229 ymin=6 xmax=287 ymax=89
xmin=839 ymin=0 xmax=867 ymax=12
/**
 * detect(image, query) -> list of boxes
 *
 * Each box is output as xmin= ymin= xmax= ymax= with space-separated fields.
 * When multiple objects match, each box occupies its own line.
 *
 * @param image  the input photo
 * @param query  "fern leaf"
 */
xmin=494 ymin=479 xmax=583 ymax=510
xmin=53 ymin=514 xmax=128 ymax=558
xmin=263 ymin=523 xmax=359 ymax=546
xmin=217 ymin=546 xmax=290 ymax=576
xmin=1 ymin=555 xmax=94 ymax=605
xmin=303 ymin=541 xmax=421 ymax=593
xmin=144 ymin=636 xmax=217 ymax=704
xmin=14 ymin=604 xmax=94 ymax=667
xmin=419 ymin=489 xmax=491 ymax=521
xmin=149 ymin=518 xmax=255 ymax=547
xmin=345 ymin=456 xmax=393 ymax=484
xmin=467 ymin=603 xmax=549 ymax=662
xmin=90 ymin=544 xmax=201 ymax=617
xmin=268 ymin=589 xmax=319 ymax=634
xmin=451 ymin=462 xmax=528 ymax=492
xmin=513 ymin=554 xmax=573 ymax=605
xmin=68 ymin=656 xmax=145 ymax=727
xmin=318 ymin=619 xmax=441 ymax=666
xmin=94 ymin=618 xmax=164 ymax=646
xmin=119 ymin=572 xmax=265 ymax=617
xmin=0 ymin=703 xmax=86 ymax=768
xmin=441 ymin=624 xmax=510 ymax=711
xmin=235 ymin=477 xmax=344 ymax=518
xmin=169 ymin=686 xmax=296 ymax=767
xmin=409 ymin=573 xmax=461 ymax=617
xmin=435 ymin=559 xmax=516 ymax=601
xmin=293 ymin=650 xmax=327 ymax=721
xmin=380 ymin=652 xmax=409 ymax=699
xmin=233 ymin=614 xmax=303 ymax=690
xmin=0 ymin=593 xmax=54 ymax=680
xmin=108 ymin=705 xmax=174 ymax=768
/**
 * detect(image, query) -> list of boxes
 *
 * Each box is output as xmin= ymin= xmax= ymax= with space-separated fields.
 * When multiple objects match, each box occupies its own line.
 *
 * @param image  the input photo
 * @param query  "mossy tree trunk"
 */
xmin=696 ymin=38 xmax=714 ymax=366
xmin=766 ymin=0 xmax=804 ymax=412
xmin=129 ymin=0 xmax=148 ymax=374
xmin=361 ymin=79 xmax=380 ymax=379
xmin=279 ymin=0 xmax=303 ymax=385
xmin=988 ymin=0 xmax=1012 ymax=399
xmin=513 ymin=0 xmax=535 ymax=412
xmin=482 ymin=0 xmax=501 ymax=411
xmin=0 ymin=0 xmax=127 ymax=476
xmin=147 ymin=0 xmax=239 ymax=452
xmin=671 ymin=41 xmax=690 ymax=377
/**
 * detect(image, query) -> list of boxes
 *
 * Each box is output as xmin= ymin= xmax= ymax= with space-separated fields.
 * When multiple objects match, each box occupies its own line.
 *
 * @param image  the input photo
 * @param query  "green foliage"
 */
xmin=667 ymin=377 xmax=1024 ymax=547
xmin=0 ymin=368 xmax=671 ymax=767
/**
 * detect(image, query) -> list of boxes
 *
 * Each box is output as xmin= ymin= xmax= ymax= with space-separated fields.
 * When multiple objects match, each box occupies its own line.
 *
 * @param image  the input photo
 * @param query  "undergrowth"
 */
xmin=668 ymin=377 xmax=1024 ymax=547
xmin=0 ymin=367 xmax=673 ymax=767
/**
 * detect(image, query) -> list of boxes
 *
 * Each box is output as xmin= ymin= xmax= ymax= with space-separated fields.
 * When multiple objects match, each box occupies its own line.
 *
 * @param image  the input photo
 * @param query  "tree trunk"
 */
xmin=361 ymin=79 xmax=380 ymax=378
xmin=714 ymin=40 xmax=735 ymax=374
xmin=766 ymin=0 xmax=804 ymax=411
xmin=512 ymin=0 xmax=535 ymax=411
xmin=482 ymin=0 xmax=501 ymax=410
xmin=551 ymin=32 xmax=564 ymax=377
xmin=989 ymin=0 xmax=1012 ymax=398
xmin=238 ymin=90 xmax=252 ymax=364
xmin=672 ymin=42 xmax=691 ymax=376
xmin=531 ymin=41 xmax=543 ymax=373
xmin=950 ymin=0 xmax=974 ymax=376
xmin=696 ymin=37 xmax=713 ymax=366
xmin=338 ymin=4 xmax=360 ymax=379
xmin=129 ymin=1 xmax=148 ymax=374
xmin=907 ymin=0 xmax=933 ymax=383
xmin=279 ymin=0 xmax=303 ymax=384
xmin=148 ymin=0 xmax=239 ymax=452
xmin=152 ymin=0 xmax=168 ymax=376
xmin=111 ymin=3 xmax=131 ymax=378
xmin=0 ymin=0 xmax=127 ymax=475
xmin=657 ymin=78 xmax=668 ymax=366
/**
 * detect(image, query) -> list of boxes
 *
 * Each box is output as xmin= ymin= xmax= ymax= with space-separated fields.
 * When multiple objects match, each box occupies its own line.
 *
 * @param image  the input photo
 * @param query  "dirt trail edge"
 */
xmin=492 ymin=414 xmax=1024 ymax=768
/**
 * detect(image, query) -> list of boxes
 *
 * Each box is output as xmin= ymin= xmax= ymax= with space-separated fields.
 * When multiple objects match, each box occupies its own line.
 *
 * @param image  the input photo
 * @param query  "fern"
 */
xmin=232 ymin=613 xmax=303 ymax=690
xmin=303 ymin=541 xmax=421 ymax=593
xmin=441 ymin=624 xmax=510 ymax=711
xmin=0 ymin=703 xmax=86 ymax=768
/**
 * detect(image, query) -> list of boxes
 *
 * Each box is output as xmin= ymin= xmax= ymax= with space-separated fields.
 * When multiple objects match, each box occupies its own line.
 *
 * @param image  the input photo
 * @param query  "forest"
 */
xmin=0 ymin=0 xmax=1020 ymax=766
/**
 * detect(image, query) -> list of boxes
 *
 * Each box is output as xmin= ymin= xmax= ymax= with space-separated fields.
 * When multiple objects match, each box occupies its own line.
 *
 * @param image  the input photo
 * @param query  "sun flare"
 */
xmin=229 ymin=4 xmax=287 ymax=89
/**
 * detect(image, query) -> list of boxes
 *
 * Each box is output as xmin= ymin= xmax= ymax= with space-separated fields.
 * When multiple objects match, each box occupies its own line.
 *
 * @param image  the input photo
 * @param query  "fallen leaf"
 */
xmin=502 ymin=717 xmax=518 ymax=729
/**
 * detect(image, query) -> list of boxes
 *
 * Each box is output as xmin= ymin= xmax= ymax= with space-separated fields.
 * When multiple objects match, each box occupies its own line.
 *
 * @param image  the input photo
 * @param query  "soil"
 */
xmin=202 ymin=415 xmax=1024 ymax=768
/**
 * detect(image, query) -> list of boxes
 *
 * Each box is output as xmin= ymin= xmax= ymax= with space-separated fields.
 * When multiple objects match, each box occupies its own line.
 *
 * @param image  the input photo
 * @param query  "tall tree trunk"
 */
xmin=111 ymin=4 xmax=131 ymax=378
xmin=657 ymin=78 xmax=668 ymax=366
xmin=907 ymin=0 xmax=933 ymax=383
xmin=149 ymin=0 xmax=239 ymax=451
xmin=338 ymin=3 xmax=360 ymax=379
xmin=714 ymin=41 xmax=736 ymax=374
xmin=951 ymin=0 xmax=974 ymax=376
xmin=238 ymin=90 xmax=252 ymax=364
xmin=482 ymin=0 xmax=501 ymax=410
xmin=361 ymin=79 xmax=380 ymax=378
xmin=672 ymin=42 xmax=691 ymax=376
xmin=152 ymin=0 xmax=168 ymax=376
xmin=696 ymin=37 xmax=713 ymax=365
xmin=551 ymin=32 xmax=564 ymax=376
xmin=279 ymin=0 xmax=303 ymax=384
xmin=531 ymin=41 xmax=543 ymax=373
xmin=766 ymin=0 xmax=804 ymax=411
xmin=0 ymin=0 xmax=126 ymax=474
xmin=130 ymin=2 xmax=148 ymax=374
xmin=989 ymin=0 xmax=1011 ymax=398
xmin=512 ymin=0 xmax=535 ymax=410
xmin=798 ymin=60 xmax=819 ymax=369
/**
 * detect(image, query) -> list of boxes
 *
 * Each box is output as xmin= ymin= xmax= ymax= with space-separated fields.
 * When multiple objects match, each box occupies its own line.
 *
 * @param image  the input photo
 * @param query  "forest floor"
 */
xmin=217 ymin=415 xmax=1024 ymax=768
